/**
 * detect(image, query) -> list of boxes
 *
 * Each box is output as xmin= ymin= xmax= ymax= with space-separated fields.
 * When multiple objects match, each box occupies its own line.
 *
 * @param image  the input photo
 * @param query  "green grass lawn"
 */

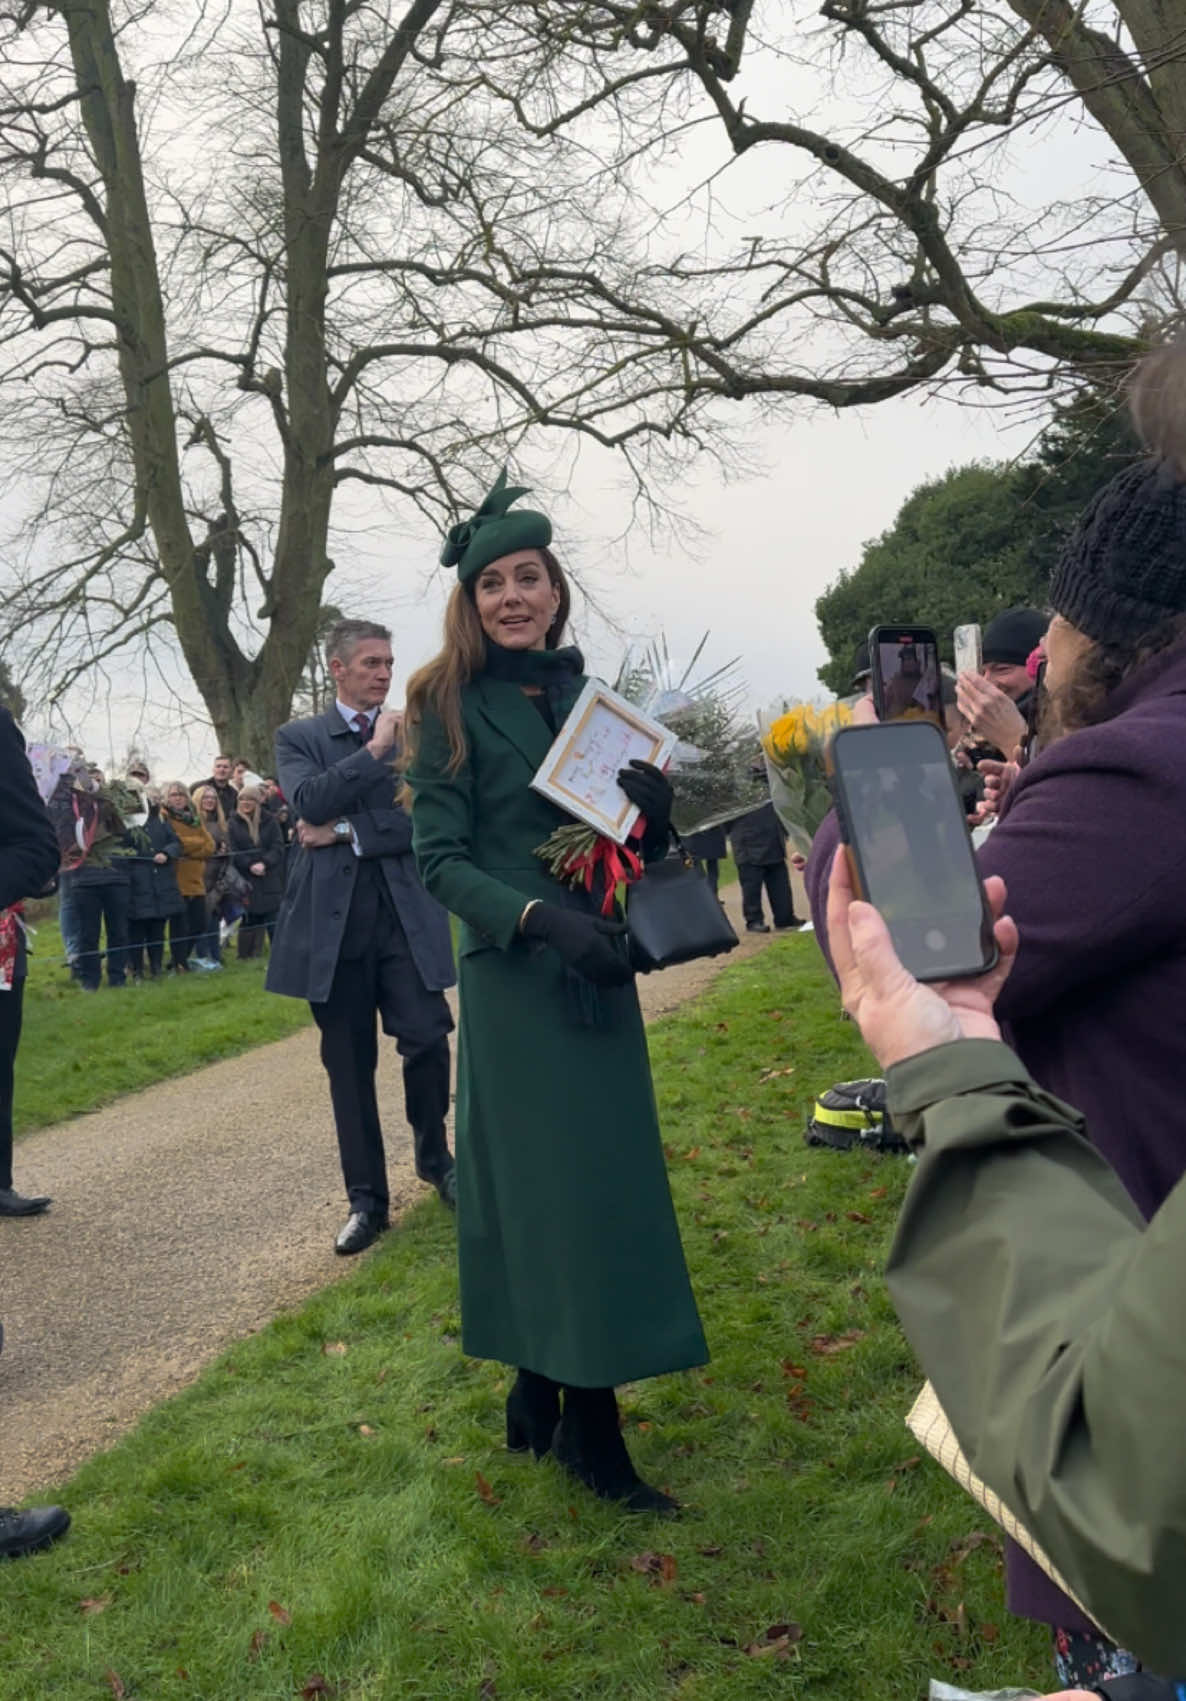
xmin=17 ymin=917 xmax=312 ymax=1135
xmin=2 ymin=939 xmax=1049 ymax=1699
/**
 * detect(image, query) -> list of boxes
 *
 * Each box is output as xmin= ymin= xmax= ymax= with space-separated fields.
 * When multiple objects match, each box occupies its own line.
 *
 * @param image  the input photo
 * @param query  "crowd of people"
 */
xmin=51 ymin=757 xmax=295 ymax=989
xmin=3 ymin=345 xmax=1186 ymax=1701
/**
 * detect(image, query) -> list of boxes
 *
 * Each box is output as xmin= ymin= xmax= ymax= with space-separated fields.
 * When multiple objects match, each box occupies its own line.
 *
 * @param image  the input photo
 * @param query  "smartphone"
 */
xmin=830 ymin=721 xmax=998 ymax=981
xmin=868 ymin=625 xmax=946 ymax=732
xmin=953 ymin=623 xmax=982 ymax=677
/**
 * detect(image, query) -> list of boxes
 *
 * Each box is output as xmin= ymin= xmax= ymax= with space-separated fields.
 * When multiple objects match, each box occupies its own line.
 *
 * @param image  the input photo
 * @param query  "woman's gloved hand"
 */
xmin=521 ymin=901 xmax=633 ymax=987
xmin=617 ymin=759 xmax=673 ymax=840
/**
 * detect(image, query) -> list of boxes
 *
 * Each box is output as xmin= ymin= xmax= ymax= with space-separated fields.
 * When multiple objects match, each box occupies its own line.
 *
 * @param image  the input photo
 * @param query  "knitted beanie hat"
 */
xmin=1048 ymin=459 xmax=1186 ymax=643
xmin=982 ymin=607 xmax=1048 ymax=667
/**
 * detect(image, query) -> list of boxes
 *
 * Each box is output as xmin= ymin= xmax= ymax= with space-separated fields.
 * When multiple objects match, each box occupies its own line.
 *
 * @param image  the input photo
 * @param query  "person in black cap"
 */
xmin=405 ymin=468 xmax=707 ymax=1516
xmin=957 ymin=606 xmax=1048 ymax=757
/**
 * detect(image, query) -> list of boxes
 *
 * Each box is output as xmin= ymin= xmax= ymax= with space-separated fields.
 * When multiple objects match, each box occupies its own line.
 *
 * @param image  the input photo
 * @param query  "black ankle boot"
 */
xmin=553 ymin=1386 xmax=678 ymax=1514
xmin=506 ymin=1369 xmax=561 ymax=1458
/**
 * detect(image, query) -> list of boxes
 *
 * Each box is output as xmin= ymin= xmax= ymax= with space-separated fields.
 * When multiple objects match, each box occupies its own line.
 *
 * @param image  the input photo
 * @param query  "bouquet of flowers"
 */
xmin=759 ymin=700 xmax=852 ymax=858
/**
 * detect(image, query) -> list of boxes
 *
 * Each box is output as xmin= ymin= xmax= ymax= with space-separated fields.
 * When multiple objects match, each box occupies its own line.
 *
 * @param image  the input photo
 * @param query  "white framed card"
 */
xmin=530 ymin=680 xmax=676 ymax=845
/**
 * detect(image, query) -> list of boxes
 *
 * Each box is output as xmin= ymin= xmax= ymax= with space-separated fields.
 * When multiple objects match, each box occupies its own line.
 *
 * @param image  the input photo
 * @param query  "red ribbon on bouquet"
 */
xmin=558 ymin=821 xmax=646 ymax=915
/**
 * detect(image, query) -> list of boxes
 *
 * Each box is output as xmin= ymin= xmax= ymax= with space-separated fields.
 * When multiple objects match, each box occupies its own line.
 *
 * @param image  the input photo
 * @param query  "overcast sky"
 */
xmin=11 ymin=0 xmax=1101 ymax=779
xmin=22 ymin=390 xmax=1035 ymax=779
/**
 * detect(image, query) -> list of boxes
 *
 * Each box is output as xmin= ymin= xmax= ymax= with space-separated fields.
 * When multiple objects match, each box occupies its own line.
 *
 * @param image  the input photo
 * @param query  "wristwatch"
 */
xmin=332 ymin=819 xmax=353 ymax=840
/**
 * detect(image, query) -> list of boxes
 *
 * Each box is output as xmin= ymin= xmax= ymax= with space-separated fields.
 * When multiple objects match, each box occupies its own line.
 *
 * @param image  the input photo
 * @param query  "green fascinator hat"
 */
xmin=440 ymin=466 xmax=552 ymax=584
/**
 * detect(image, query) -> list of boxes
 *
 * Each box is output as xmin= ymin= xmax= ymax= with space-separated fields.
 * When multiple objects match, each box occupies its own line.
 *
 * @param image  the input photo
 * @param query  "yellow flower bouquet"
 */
xmin=758 ymin=699 xmax=852 ymax=857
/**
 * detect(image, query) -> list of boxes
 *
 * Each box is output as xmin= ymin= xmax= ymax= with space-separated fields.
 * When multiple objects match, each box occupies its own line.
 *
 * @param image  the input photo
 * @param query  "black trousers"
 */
xmin=171 ymin=895 xmax=207 ymax=968
xmin=73 ymin=882 xmax=130 ymax=988
xmin=128 ymin=916 xmax=168 ymax=977
xmin=0 ymin=976 xmax=23 ymax=1190
xmin=237 ymin=912 xmax=275 ymax=959
xmin=310 ymin=909 xmax=454 ymax=1216
xmin=738 ymin=860 xmax=797 ymax=928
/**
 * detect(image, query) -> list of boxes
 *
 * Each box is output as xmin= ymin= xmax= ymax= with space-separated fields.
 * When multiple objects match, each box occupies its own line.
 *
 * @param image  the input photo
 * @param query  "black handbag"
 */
xmin=627 ymin=838 xmax=739 ymax=972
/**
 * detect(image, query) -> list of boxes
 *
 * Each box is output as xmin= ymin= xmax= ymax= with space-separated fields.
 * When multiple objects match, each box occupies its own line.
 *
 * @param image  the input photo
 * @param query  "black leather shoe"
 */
xmin=0 ymin=1187 xmax=51 ymax=1217
xmin=745 ymin=921 xmax=770 ymax=934
xmin=334 ymin=1211 xmax=389 ymax=1256
xmin=0 ymin=1505 xmax=70 ymax=1558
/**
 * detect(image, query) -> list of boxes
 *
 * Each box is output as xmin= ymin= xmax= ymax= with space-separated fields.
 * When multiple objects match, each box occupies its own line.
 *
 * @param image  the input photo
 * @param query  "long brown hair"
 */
xmin=1051 ymin=613 xmax=1186 ymax=736
xmin=403 ymin=547 xmax=572 ymax=777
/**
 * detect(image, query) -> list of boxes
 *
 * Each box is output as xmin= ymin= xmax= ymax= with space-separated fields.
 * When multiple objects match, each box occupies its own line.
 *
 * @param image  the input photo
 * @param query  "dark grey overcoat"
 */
xmin=266 ymin=707 xmax=455 ymax=1005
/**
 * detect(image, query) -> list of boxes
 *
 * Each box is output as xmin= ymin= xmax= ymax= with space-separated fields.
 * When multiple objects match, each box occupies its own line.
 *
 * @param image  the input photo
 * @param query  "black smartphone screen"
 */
xmin=868 ymin=626 xmax=945 ymax=731
xmin=831 ymin=722 xmax=997 ymax=981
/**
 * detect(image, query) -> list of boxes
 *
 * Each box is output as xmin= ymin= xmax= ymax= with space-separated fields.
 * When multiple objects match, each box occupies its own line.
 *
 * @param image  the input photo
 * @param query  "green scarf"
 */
xmin=480 ymin=638 xmax=584 ymax=724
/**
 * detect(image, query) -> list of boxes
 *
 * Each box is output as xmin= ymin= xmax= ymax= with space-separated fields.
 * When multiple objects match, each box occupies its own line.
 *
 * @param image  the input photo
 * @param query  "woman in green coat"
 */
xmin=404 ymin=473 xmax=708 ymax=1514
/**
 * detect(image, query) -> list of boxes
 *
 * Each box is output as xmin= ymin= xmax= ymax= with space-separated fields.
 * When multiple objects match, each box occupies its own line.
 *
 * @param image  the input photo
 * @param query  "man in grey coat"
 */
xmin=267 ymin=619 xmax=456 ymax=1255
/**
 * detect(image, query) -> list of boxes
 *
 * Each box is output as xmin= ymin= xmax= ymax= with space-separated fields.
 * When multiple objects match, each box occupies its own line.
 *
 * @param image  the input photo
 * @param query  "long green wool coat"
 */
xmin=408 ymin=672 xmax=708 ymax=1388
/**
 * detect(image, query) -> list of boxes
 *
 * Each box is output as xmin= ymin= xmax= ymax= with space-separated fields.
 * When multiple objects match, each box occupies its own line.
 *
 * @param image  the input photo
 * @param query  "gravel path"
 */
xmin=3 ymin=883 xmax=789 ymax=1500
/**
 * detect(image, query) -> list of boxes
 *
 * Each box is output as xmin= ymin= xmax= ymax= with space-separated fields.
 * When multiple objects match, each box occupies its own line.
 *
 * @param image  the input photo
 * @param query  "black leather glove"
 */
xmin=521 ymin=901 xmax=633 ymax=987
xmin=616 ymin=759 xmax=673 ymax=840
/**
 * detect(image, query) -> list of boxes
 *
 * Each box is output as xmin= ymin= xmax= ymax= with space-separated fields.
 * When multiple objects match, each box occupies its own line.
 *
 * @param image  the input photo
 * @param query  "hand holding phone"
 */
xmin=830 ymin=721 xmax=998 ymax=981
xmin=826 ymin=843 xmax=1017 ymax=1069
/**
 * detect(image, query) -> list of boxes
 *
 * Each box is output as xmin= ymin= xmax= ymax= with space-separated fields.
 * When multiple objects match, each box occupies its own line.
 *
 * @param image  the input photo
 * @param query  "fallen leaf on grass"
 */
xmin=268 ymin=1600 xmax=292 ymax=1625
xmin=541 ymin=1585 xmax=568 ymax=1598
xmin=478 ymin=1679 xmax=497 ymax=1700
xmin=744 ymin=1623 xmax=803 ymax=1659
xmin=443 ymin=1455 xmax=466 ymax=1465
xmin=106 ymin=1671 xmax=126 ymax=1699
xmin=846 ymin=1210 xmax=872 ymax=1224
xmin=359 ymin=1424 xmax=376 ymax=1437
xmin=80 ymin=1596 xmax=111 ymax=1615
xmin=628 ymin=1551 xmax=677 ymax=1584
xmin=300 ymin=1676 xmax=336 ymax=1698
xmin=758 ymin=1065 xmax=795 ymax=1081
xmin=810 ymin=1330 xmax=866 ymax=1355
xmin=522 ymin=1532 xmax=548 ymax=1553
xmin=887 ymin=1454 xmax=922 ymax=1492
xmin=249 ymin=1628 xmax=269 ymax=1661
xmin=321 ymin=1340 xmax=348 ymax=1356
xmin=697 ymin=1544 xmax=723 ymax=1558
xmin=682 ymin=1147 xmax=700 ymax=1161
xmin=475 ymin=1471 xmax=501 ymax=1506
xmin=687 ymin=1591 xmax=706 ymax=1605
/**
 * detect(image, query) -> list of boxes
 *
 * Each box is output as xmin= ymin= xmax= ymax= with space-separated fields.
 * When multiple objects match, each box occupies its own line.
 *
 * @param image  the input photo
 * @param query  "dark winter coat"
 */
xmin=126 ymin=812 xmax=183 ymax=921
xmin=0 ymin=709 xmax=58 ymax=913
xmin=681 ymin=823 xmax=728 ymax=861
xmin=407 ymin=671 xmax=708 ymax=1388
xmin=267 ymin=707 xmax=454 ymax=1003
xmin=728 ymin=799 xmax=786 ymax=867
xmin=227 ymin=810 xmax=286 ymax=916
xmin=806 ymin=639 xmax=1186 ymax=1629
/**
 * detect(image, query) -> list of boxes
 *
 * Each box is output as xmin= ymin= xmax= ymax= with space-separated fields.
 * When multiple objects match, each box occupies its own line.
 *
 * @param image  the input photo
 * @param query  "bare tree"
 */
xmin=487 ymin=0 xmax=1186 ymax=409
xmin=0 ymin=0 xmax=727 ymax=760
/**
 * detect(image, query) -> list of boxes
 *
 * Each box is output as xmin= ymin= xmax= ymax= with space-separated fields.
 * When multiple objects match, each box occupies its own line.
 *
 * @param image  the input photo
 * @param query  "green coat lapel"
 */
xmin=472 ymin=674 xmax=563 ymax=773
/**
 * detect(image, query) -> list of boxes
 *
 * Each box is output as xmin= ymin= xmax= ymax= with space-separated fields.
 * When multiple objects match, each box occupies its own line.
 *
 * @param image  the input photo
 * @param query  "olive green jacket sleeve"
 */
xmin=406 ymin=704 xmax=528 ymax=952
xmin=885 ymin=1039 xmax=1186 ymax=1677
